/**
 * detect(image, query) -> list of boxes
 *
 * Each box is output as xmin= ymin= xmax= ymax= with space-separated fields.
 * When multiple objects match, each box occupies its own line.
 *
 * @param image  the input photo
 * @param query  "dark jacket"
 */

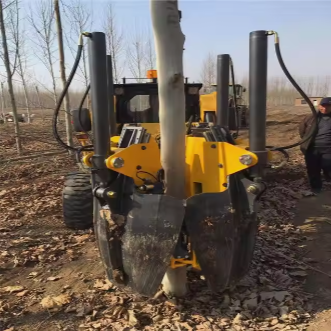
xmin=298 ymin=113 xmax=319 ymax=153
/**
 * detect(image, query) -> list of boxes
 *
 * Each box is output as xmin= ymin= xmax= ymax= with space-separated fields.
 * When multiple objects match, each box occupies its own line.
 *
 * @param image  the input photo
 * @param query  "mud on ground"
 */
xmin=1 ymin=107 xmax=331 ymax=331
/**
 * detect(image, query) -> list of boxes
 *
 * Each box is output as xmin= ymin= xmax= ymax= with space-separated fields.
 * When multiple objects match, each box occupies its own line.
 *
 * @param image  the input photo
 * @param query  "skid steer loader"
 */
xmin=200 ymin=55 xmax=249 ymax=132
xmin=201 ymin=83 xmax=248 ymax=129
xmin=54 ymin=28 xmax=317 ymax=297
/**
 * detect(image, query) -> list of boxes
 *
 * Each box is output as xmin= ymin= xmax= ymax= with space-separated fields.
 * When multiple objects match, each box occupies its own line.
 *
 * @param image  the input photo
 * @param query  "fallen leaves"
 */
xmin=0 ymin=286 xmax=25 ymax=293
xmin=40 ymin=293 xmax=71 ymax=309
xmin=93 ymin=279 xmax=113 ymax=291
xmin=16 ymin=290 xmax=29 ymax=297
xmin=289 ymin=270 xmax=308 ymax=277
xmin=0 ymin=117 xmax=329 ymax=331
xmin=46 ymin=276 xmax=62 ymax=281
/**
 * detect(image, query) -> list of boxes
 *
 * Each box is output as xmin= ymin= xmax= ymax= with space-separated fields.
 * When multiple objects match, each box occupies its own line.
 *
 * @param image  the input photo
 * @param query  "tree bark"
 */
xmin=0 ymin=82 xmax=5 ymax=120
xmin=18 ymin=56 xmax=31 ymax=123
xmin=54 ymin=0 xmax=74 ymax=150
xmin=150 ymin=0 xmax=187 ymax=297
xmin=0 ymin=0 xmax=22 ymax=154
xmin=35 ymin=85 xmax=44 ymax=120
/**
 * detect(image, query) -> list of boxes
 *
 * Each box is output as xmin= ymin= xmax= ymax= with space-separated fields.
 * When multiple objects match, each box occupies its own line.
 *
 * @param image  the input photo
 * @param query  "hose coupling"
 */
xmin=266 ymin=30 xmax=279 ymax=44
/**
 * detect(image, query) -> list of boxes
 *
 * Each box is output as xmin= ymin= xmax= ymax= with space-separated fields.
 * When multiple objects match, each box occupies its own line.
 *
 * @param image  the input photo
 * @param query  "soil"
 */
xmin=1 ymin=107 xmax=331 ymax=330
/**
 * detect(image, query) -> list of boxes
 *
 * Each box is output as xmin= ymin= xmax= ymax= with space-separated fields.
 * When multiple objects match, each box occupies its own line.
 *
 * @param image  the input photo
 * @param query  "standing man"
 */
xmin=299 ymin=97 xmax=331 ymax=193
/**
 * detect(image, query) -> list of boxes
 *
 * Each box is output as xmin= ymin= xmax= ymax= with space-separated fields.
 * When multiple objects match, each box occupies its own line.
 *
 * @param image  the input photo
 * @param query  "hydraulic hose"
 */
xmin=229 ymin=57 xmax=239 ymax=137
xmin=53 ymin=32 xmax=91 ymax=152
xmin=78 ymin=83 xmax=90 ymax=111
xmin=267 ymin=31 xmax=318 ymax=151
xmin=77 ymin=83 xmax=91 ymax=134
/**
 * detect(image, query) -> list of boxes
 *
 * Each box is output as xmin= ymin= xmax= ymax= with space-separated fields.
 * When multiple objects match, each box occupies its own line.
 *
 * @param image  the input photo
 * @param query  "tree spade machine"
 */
xmin=53 ymin=3 xmax=317 ymax=297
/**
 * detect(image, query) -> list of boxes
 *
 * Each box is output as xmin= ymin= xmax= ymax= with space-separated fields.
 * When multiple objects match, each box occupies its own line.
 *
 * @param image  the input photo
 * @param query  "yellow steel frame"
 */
xmin=82 ymin=136 xmax=258 ymax=269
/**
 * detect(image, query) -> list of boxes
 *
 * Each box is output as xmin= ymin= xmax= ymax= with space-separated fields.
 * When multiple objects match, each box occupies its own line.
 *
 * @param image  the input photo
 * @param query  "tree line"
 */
xmin=0 ymin=0 xmax=157 ymax=154
xmin=200 ymin=51 xmax=331 ymax=106
xmin=1 ymin=0 xmax=329 ymax=155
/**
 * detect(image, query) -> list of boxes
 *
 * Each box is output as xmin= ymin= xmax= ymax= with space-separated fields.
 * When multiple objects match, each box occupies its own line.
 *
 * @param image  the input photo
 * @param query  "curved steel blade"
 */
xmin=121 ymin=193 xmax=185 ymax=296
xmin=94 ymin=193 xmax=185 ymax=297
xmin=185 ymin=175 xmax=258 ymax=292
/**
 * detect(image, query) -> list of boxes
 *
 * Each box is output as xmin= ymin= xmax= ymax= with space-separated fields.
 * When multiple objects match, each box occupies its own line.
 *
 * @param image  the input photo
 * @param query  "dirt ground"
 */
xmin=1 ymin=107 xmax=331 ymax=330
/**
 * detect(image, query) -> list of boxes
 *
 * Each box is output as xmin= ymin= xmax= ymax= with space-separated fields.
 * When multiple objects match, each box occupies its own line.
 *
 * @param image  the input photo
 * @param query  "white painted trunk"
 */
xmin=54 ymin=0 xmax=73 ymax=151
xmin=0 ymin=83 xmax=5 ymax=120
xmin=150 ymin=0 xmax=187 ymax=297
xmin=35 ymin=86 xmax=44 ymax=120
xmin=18 ymin=57 xmax=31 ymax=124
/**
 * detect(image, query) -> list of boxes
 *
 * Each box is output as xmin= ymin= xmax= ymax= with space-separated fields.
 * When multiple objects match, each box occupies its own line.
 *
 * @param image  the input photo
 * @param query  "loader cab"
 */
xmin=114 ymin=81 xmax=202 ymax=130
xmin=71 ymin=71 xmax=202 ymax=139
xmin=209 ymin=83 xmax=246 ymax=100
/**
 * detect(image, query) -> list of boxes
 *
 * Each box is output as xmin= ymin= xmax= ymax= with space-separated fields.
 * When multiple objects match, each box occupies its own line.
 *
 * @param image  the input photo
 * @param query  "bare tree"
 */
xmin=0 ymin=82 xmax=5 ymax=119
xmin=0 ymin=0 xmax=22 ymax=153
xmin=0 ymin=0 xmax=19 ymax=78
xmin=61 ymin=0 xmax=93 ymax=89
xmin=103 ymin=2 xmax=124 ymax=84
xmin=200 ymin=52 xmax=216 ymax=93
xmin=320 ymin=76 xmax=331 ymax=97
xmin=1 ymin=82 xmax=6 ymax=111
xmin=7 ymin=0 xmax=32 ymax=122
xmin=127 ymin=24 xmax=146 ymax=82
xmin=127 ymin=23 xmax=148 ymax=111
xmin=144 ymin=33 xmax=156 ymax=72
xmin=54 ymin=0 xmax=73 ymax=149
xmin=28 ymin=0 xmax=58 ymax=106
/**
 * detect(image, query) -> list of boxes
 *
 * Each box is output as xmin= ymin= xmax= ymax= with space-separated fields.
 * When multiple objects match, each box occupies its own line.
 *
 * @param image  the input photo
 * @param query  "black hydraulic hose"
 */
xmin=79 ymin=83 xmax=90 ymax=111
xmin=266 ymin=145 xmax=289 ymax=169
xmin=230 ymin=58 xmax=239 ymax=137
xmin=78 ymin=83 xmax=91 ymax=133
xmin=53 ymin=33 xmax=92 ymax=152
xmin=186 ymin=115 xmax=194 ymax=135
xmin=267 ymin=31 xmax=318 ymax=151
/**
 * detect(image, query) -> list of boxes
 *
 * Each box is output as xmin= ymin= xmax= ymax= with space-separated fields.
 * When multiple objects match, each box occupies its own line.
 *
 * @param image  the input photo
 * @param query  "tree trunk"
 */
xmin=0 ymin=82 xmax=5 ymax=121
xmin=1 ymin=82 xmax=6 ymax=110
xmin=0 ymin=0 xmax=22 ymax=154
xmin=54 ymin=0 xmax=73 ymax=150
xmin=35 ymin=85 xmax=44 ymax=120
xmin=150 ymin=0 xmax=187 ymax=297
xmin=18 ymin=55 xmax=31 ymax=123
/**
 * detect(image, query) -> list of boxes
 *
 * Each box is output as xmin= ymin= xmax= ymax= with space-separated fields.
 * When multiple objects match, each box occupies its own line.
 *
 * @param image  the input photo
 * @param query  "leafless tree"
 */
xmin=200 ymin=52 xmax=216 ymax=93
xmin=54 ymin=0 xmax=73 ymax=149
xmin=127 ymin=24 xmax=146 ymax=82
xmin=6 ymin=0 xmax=32 ymax=123
xmin=126 ymin=23 xmax=148 ymax=111
xmin=0 ymin=82 xmax=5 ymax=118
xmin=28 ymin=0 xmax=58 ymax=106
xmin=144 ymin=33 xmax=156 ymax=72
xmin=61 ymin=0 xmax=93 ymax=89
xmin=103 ymin=2 xmax=124 ymax=84
xmin=0 ymin=0 xmax=22 ymax=153
xmin=320 ymin=76 xmax=331 ymax=97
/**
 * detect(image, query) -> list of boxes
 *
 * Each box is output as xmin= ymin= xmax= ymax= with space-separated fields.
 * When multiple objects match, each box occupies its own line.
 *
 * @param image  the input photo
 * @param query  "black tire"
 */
xmin=62 ymin=172 xmax=93 ymax=230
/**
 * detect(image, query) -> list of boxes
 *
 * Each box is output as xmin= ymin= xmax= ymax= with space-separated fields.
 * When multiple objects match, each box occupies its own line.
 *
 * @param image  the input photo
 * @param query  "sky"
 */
xmin=18 ymin=0 xmax=331 ymax=90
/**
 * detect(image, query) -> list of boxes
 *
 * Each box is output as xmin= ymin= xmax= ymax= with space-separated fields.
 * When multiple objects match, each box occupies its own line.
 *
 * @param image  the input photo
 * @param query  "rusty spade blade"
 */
xmin=121 ymin=193 xmax=185 ymax=296
xmin=185 ymin=175 xmax=259 ymax=292
xmin=95 ymin=193 xmax=185 ymax=297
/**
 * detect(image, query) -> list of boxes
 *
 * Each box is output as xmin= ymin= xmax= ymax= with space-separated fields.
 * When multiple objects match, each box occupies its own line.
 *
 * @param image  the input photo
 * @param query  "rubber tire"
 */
xmin=62 ymin=172 xmax=93 ymax=230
